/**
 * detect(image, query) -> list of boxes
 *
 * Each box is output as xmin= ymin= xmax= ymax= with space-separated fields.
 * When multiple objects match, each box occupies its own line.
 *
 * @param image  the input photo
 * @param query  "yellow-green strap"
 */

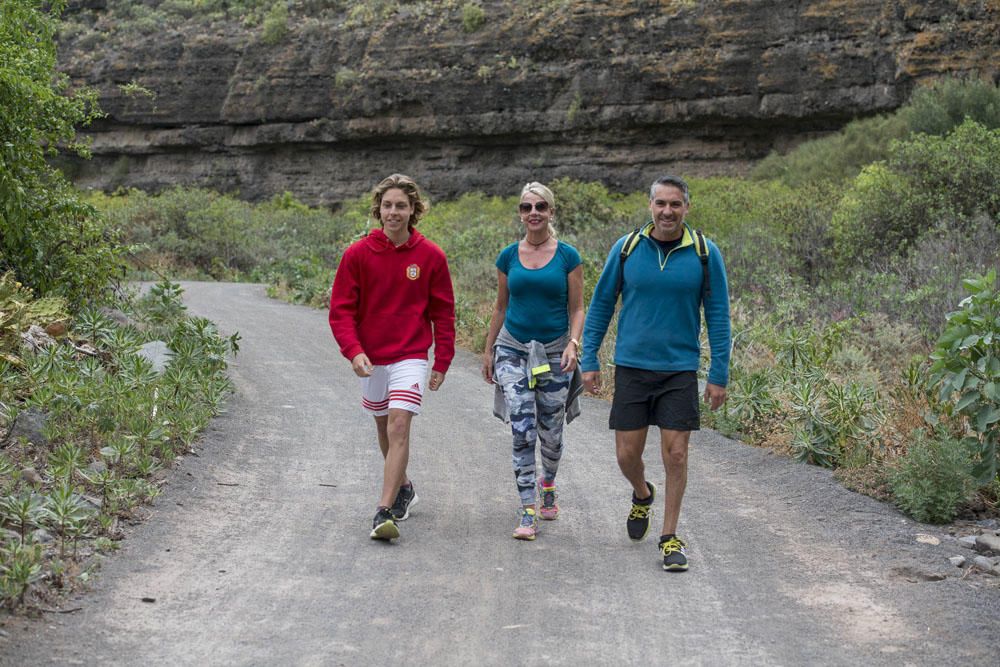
xmin=528 ymin=362 xmax=551 ymax=388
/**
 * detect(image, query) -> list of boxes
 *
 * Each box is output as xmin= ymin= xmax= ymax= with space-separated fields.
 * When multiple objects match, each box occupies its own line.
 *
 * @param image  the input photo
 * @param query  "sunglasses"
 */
xmin=519 ymin=201 xmax=549 ymax=213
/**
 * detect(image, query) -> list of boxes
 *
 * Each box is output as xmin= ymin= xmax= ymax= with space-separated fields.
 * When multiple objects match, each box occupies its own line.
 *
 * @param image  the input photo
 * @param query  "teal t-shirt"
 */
xmin=496 ymin=240 xmax=582 ymax=344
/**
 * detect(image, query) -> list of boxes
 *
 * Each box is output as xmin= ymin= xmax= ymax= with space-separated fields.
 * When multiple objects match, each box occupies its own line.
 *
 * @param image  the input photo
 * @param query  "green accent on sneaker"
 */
xmin=370 ymin=508 xmax=399 ymax=540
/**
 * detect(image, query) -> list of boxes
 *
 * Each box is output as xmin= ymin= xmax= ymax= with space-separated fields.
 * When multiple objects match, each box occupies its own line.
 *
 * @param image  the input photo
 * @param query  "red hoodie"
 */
xmin=329 ymin=228 xmax=456 ymax=373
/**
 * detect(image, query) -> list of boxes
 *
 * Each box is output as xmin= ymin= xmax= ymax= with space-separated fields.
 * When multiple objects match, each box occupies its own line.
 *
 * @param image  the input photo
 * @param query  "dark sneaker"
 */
xmin=627 ymin=481 xmax=656 ymax=541
xmin=659 ymin=535 xmax=688 ymax=572
xmin=390 ymin=482 xmax=419 ymax=521
xmin=370 ymin=507 xmax=399 ymax=540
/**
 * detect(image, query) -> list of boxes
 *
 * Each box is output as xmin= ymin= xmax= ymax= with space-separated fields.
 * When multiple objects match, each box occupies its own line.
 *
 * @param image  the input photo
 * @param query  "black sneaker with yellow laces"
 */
xmin=659 ymin=534 xmax=688 ymax=571
xmin=626 ymin=481 xmax=656 ymax=541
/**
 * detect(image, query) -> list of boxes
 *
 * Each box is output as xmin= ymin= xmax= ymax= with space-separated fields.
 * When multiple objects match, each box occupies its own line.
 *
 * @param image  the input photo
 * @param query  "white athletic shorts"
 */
xmin=360 ymin=358 xmax=428 ymax=416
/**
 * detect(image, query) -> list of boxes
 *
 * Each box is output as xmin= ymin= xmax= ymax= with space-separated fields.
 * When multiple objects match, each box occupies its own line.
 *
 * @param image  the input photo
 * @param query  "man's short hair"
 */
xmin=650 ymin=175 xmax=690 ymax=204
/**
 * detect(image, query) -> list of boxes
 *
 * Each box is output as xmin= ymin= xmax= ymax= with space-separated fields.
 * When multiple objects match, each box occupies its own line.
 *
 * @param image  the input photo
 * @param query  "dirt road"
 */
xmin=2 ymin=282 xmax=998 ymax=665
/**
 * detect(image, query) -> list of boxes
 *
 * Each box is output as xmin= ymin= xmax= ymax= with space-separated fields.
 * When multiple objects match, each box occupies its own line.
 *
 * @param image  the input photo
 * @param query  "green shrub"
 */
xmin=752 ymin=78 xmax=1000 ymax=187
xmin=820 ymin=213 xmax=999 ymax=336
xmin=752 ymin=114 xmax=908 ymax=186
xmin=889 ymin=119 xmax=1000 ymax=224
xmin=461 ymin=2 xmax=485 ymax=32
xmin=891 ymin=428 xmax=975 ymax=523
xmin=93 ymin=188 xmax=359 ymax=280
xmin=830 ymin=119 xmax=1000 ymax=268
xmin=261 ymin=1 xmax=289 ymax=44
xmin=899 ymin=77 xmax=1000 ymax=136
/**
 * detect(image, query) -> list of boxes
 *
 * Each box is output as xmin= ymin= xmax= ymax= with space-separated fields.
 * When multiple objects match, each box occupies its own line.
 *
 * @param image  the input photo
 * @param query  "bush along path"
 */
xmin=0 ymin=278 xmax=239 ymax=613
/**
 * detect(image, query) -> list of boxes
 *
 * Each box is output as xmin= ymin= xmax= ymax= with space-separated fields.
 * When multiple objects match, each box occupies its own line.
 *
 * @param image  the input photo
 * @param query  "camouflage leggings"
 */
xmin=494 ymin=345 xmax=571 ymax=506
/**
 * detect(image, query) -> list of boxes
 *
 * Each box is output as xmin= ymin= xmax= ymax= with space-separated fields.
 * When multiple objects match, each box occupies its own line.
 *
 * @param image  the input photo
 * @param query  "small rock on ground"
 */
xmin=974 ymin=533 xmax=1000 ymax=553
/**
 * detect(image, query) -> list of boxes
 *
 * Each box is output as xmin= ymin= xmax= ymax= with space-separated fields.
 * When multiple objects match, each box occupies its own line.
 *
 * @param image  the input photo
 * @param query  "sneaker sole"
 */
xmin=629 ymin=527 xmax=650 ymax=541
xmin=662 ymin=562 xmax=689 ymax=572
xmin=512 ymin=531 xmax=537 ymax=541
xmin=370 ymin=520 xmax=399 ymax=540
xmin=539 ymin=510 xmax=559 ymax=521
xmin=392 ymin=493 xmax=419 ymax=521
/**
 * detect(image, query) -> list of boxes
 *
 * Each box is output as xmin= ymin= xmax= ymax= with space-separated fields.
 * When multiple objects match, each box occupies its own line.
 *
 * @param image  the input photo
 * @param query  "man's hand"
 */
xmin=582 ymin=370 xmax=601 ymax=395
xmin=351 ymin=353 xmax=373 ymax=377
xmin=704 ymin=382 xmax=727 ymax=411
xmin=429 ymin=370 xmax=446 ymax=391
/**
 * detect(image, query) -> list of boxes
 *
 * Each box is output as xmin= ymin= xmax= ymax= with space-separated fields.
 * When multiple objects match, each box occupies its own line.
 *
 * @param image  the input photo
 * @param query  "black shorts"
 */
xmin=609 ymin=366 xmax=700 ymax=431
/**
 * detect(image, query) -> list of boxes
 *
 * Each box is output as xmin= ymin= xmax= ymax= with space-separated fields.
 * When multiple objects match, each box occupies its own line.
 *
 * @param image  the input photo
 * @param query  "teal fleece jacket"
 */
xmin=580 ymin=223 xmax=731 ymax=387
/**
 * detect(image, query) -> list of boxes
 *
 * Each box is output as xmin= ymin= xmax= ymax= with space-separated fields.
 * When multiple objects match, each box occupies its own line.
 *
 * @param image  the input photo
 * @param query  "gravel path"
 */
xmin=2 ymin=281 xmax=998 ymax=666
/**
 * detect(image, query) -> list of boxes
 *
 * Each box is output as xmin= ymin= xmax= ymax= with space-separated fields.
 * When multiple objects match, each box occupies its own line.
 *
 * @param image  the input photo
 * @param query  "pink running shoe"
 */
xmin=512 ymin=507 xmax=538 ymax=540
xmin=538 ymin=479 xmax=559 ymax=520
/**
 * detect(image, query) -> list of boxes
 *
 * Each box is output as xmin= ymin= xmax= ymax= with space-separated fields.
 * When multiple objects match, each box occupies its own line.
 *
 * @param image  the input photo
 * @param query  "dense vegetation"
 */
xmin=1 ymin=1 xmax=237 ymax=611
xmin=0 ymin=0 xmax=122 ymax=308
xmin=92 ymin=78 xmax=1000 ymax=528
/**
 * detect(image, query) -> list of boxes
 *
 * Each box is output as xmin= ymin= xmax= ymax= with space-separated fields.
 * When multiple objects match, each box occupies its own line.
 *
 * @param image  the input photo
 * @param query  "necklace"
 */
xmin=526 ymin=234 xmax=551 ymax=247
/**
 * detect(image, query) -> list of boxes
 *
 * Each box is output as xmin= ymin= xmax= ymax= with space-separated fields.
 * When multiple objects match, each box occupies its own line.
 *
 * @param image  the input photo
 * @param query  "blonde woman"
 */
xmin=482 ymin=182 xmax=584 ymax=540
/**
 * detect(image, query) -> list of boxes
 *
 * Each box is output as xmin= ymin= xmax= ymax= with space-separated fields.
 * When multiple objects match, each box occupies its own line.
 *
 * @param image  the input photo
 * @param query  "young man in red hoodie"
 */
xmin=329 ymin=174 xmax=456 ymax=540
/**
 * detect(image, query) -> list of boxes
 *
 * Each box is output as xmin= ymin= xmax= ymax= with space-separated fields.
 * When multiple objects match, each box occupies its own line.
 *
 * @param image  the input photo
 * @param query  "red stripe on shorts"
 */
xmin=389 ymin=390 xmax=422 ymax=405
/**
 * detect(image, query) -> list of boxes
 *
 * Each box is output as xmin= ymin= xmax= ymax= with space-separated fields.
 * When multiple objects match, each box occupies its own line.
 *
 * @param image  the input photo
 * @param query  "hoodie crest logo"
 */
xmin=406 ymin=264 xmax=420 ymax=280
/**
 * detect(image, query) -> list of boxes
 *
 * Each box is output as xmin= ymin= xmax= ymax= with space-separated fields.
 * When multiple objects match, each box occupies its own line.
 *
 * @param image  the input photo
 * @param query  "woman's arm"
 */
xmin=481 ymin=269 xmax=509 ymax=383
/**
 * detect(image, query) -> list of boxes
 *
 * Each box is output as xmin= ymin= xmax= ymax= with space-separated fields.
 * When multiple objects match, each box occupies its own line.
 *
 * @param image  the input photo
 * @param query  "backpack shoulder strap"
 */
xmin=616 ymin=227 xmax=643 ymax=298
xmin=694 ymin=229 xmax=711 ymax=300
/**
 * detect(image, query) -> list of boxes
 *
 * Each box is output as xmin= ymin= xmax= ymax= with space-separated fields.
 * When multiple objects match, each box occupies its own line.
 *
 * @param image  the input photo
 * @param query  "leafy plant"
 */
xmin=0 ymin=539 xmax=44 ymax=608
xmin=48 ymin=443 xmax=86 ymax=483
xmin=135 ymin=280 xmax=187 ymax=331
xmin=725 ymin=370 xmax=781 ymax=434
xmin=788 ymin=377 xmax=883 ymax=468
xmin=928 ymin=269 xmax=1000 ymax=483
xmin=43 ymin=482 xmax=93 ymax=558
xmin=0 ymin=494 xmax=45 ymax=540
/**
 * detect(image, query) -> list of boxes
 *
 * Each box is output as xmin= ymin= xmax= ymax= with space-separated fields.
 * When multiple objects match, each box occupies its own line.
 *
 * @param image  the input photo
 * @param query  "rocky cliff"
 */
xmin=57 ymin=0 xmax=1000 ymax=205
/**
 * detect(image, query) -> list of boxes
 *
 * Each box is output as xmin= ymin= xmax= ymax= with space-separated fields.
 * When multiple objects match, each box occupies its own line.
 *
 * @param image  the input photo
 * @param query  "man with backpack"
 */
xmin=580 ymin=175 xmax=731 ymax=571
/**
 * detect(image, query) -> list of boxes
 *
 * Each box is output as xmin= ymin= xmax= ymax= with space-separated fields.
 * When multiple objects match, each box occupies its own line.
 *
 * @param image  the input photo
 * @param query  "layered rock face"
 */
xmin=58 ymin=0 xmax=999 ymax=205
